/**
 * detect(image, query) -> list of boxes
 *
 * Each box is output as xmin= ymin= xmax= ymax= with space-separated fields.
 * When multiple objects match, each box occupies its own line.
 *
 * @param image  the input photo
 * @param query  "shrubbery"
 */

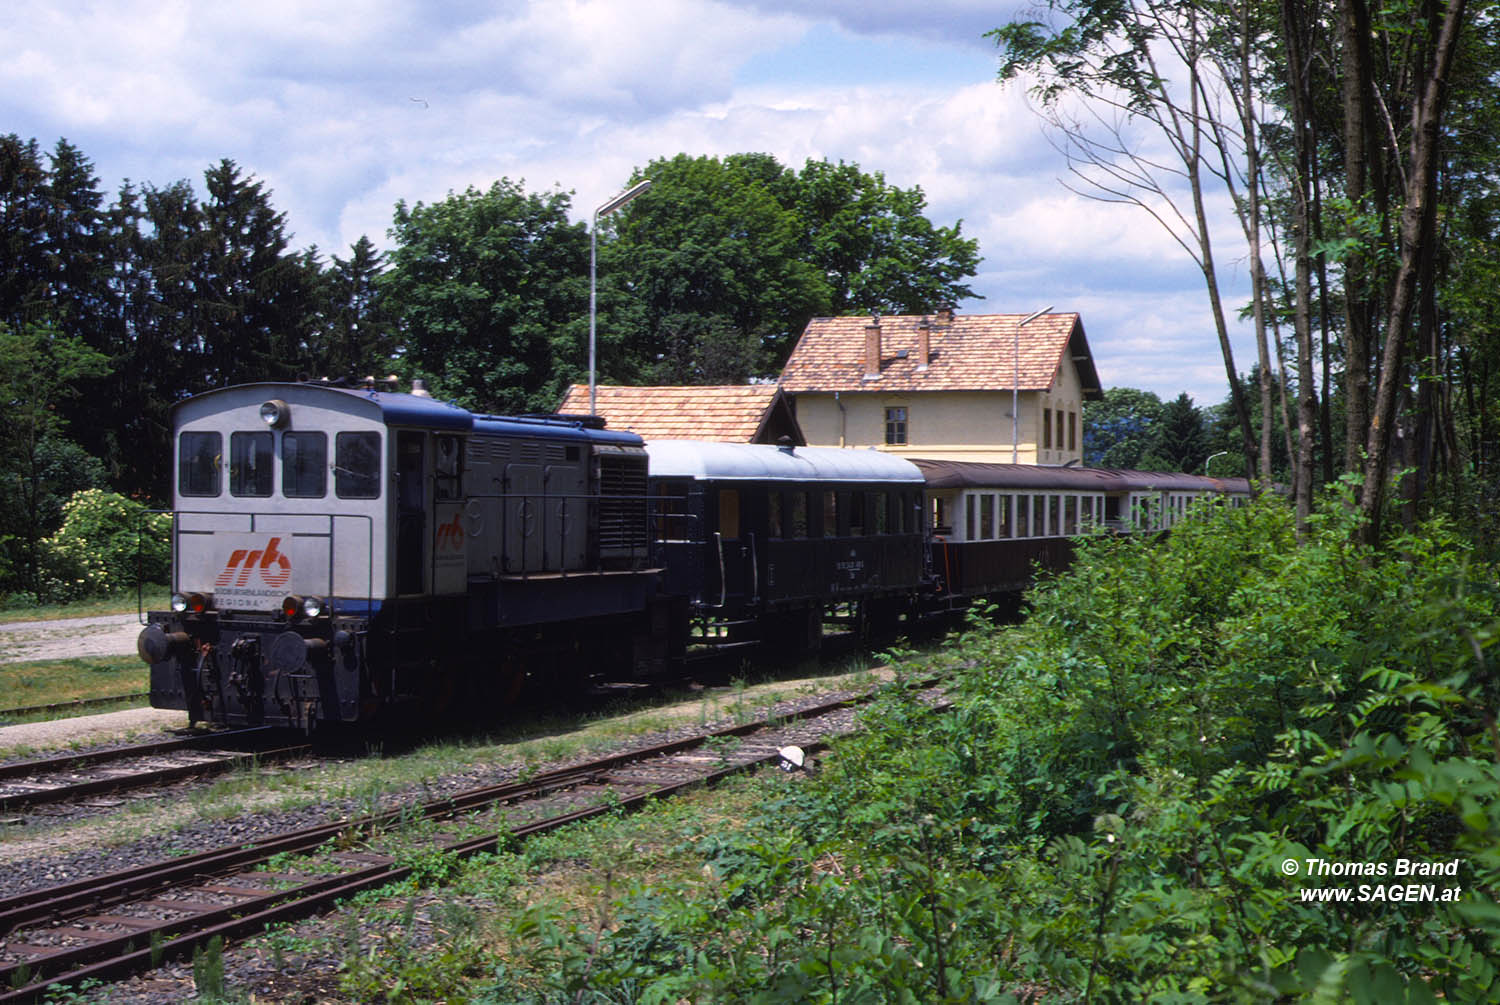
xmin=39 ymin=489 xmax=171 ymax=602
xmin=493 ymin=489 xmax=1500 ymax=1003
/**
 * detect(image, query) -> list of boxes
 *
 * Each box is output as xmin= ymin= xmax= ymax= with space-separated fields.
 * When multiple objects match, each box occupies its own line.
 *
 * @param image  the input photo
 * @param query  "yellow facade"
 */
xmin=791 ymin=358 xmax=1088 ymax=465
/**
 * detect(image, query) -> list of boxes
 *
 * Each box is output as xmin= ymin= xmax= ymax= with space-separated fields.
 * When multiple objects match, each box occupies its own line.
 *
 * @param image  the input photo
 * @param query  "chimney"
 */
xmin=863 ymin=315 xmax=882 ymax=377
xmin=935 ymin=303 xmax=955 ymax=326
xmin=916 ymin=316 xmax=931 ymax=371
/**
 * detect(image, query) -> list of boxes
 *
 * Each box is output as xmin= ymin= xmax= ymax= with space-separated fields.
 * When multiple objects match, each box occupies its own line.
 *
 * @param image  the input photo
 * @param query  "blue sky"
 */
xmin=1 ymin=0 xmax=1258 ymax=408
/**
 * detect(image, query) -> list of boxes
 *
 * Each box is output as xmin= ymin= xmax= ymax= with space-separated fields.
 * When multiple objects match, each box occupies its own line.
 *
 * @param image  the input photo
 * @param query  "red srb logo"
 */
xmin=435 ymin=513 xmax=465 ymax=552
xmin=214 ymin=537 xmax=292 ymax=589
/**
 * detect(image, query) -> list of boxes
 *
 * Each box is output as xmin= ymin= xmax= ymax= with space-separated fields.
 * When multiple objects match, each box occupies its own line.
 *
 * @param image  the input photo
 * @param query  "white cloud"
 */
xmin=0 ymin=0 xmax=1255 ymax=404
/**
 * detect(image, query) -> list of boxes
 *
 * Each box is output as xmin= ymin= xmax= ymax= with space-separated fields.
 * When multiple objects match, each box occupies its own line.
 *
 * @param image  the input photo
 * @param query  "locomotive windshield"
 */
xmin=229 ymin=432 xmax=273 ymax=497
xmin=282 ymin=431 xmax=327 ymax=498
xmin=178 ymin=431 xmax=221 ymax=497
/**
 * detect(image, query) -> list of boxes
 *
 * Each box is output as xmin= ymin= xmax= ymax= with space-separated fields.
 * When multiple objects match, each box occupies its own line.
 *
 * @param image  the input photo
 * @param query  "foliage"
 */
xmin=338 ymin=894 xmax=490 ymax=1004
xmin=497 ymin=492 xmax=1500 ymax=1001
xmin=602 ymin=153 xmax=980 ymax=385
xmin=382 ymin=179 xmax=589 ymax=415
xmin=40 ymin=489 xmax=171 ymax=602
xmin=1084 ymin=387 xmax=1171 ymax=470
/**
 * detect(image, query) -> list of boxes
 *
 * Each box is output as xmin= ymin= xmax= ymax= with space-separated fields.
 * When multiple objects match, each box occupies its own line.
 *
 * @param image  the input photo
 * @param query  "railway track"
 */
xmin=0 ymin=728 xmax=311 ymax=813
xmin=0 ymin=682 xmax=949 ymax=1003
xmin=0 ymin=693 xmax=150 ymax=721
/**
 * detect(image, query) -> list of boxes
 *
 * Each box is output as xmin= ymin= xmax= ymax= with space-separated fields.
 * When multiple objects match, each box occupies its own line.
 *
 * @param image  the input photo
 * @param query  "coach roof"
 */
xmin=647 ymin=441 xmax=925 ymax=484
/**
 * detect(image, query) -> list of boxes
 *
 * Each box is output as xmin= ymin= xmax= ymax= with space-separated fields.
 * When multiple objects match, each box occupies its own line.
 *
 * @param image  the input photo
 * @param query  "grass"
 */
xmin=0 ymin=655 xmax=148 ymax=716
xmin=0 ymin=585 xmax=171 ymax=624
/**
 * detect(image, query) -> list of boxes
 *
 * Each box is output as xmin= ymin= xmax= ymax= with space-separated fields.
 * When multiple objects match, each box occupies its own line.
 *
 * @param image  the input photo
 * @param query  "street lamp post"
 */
xmin=1204 ymin=450 xmax=1228 ymax=476
xmin=589 ymin=179 xmax=653 ymax=415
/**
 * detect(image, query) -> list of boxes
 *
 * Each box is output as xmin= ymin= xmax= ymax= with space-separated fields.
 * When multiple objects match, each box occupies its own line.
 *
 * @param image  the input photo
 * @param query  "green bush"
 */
xmin=494 ymin=490 xmax=1500 ymax=1003
xmin=39 ymin=489 xmax=171 ymax=601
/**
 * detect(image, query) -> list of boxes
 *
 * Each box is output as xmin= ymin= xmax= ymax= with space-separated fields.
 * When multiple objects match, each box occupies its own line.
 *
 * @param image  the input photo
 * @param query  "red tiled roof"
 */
xmin=557 ymin=384 xmax=790 ymax=442
xmin=777 ymin=312 xmax=1102 ymax=398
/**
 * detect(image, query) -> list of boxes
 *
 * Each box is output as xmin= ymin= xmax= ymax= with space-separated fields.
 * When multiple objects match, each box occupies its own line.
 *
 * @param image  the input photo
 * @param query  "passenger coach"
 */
xmin=647 ymin=441 xmax=928 ymax=653
xmin=915 ymin=459 xmax=1252 ymax=599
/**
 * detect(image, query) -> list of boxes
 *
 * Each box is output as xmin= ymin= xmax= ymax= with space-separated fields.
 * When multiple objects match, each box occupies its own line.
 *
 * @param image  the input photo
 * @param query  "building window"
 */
xmin=1068 ymin=410 xmax=1077 ymax=452
xmin=885 ymin=406 xmax=908 ymax=445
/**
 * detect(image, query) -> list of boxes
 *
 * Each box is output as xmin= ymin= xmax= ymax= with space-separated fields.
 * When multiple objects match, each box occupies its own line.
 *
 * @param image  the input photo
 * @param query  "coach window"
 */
xmin=1047 ymin=495 xmax=1060 ymax=537
xmin=230 ymin=431 xmax=273 ymax=497
xmin=1064 ymin=495 xmax=1077 ymax=534
xmin=1031 ymin=494 xmax=1046 ymax=536
xmin=965 ymin=495 xmax=976 ymax=541
xmin=997 ymin=494 xmax=1012 ymax=538
xmin=874 ymin=492 xmax=888 ymax=534
xmin=335 ymin=431 xmax=382 ymax=499
xmin=823 ymin=491 xmax=838 ymax=537
xmin=282 ymin=431 xmax=327 ymax=498
xmin=790 ymin=490 xmax=809 ymax=538
xmin=718 ymin=489 xmax=740 ymax=540
xmin=847 ymin=492 xmax=867 ymax=536
xmin=980 ymin=493 xmax=995 ymax=540
xmin=768 ymin=491 xmax=783 ymax=538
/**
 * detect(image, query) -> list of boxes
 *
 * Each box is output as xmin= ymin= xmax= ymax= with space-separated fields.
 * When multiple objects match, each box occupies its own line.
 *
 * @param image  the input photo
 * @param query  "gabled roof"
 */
xmin=556 ymin=384 xmax=805 ymax=444
xmin=778 ymin=312 xmax=1103 ymax=400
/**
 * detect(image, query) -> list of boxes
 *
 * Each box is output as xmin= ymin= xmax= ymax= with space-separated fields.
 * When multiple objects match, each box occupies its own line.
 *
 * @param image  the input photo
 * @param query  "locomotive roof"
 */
xmin=912 ymin=459 xmax=1252 ymax=494
xmin=646 ymin=441 xmax=925 ymax=484
xmin=174 ymin=383 xmax=644 ymax=446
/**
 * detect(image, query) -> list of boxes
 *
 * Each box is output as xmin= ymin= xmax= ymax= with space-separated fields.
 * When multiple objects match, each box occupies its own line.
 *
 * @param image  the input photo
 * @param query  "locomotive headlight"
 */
xmin=301 ymin=596 xmax=325 ymax=618
xmin=259 ymin=399 xmax=290 ymax=428
xmin=173 ymin=592 xmax=208 ymax=614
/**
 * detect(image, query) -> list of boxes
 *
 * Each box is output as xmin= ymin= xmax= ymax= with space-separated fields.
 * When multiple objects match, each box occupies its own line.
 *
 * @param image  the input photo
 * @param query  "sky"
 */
xmin=2 ymin=0 xmax=1260 ymax=407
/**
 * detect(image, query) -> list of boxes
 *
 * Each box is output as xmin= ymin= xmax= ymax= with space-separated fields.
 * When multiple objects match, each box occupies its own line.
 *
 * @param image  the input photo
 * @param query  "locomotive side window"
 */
xmin=434 ymin=434 xmax=462 ymax=500
xmin=179 ymin=431 xmax=222 ymax=497
xmin=335 ymin=431 xmax=382 ymax=499
xmin=282 ymin=431 xmax=327 ymax=498
xmin=229 ymin=432 xmax=273 ymax=497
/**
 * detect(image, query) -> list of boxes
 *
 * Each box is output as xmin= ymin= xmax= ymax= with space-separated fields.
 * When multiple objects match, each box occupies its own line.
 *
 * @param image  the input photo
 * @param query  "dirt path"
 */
xmin=0 ymin=614 xmax=144 ymax=665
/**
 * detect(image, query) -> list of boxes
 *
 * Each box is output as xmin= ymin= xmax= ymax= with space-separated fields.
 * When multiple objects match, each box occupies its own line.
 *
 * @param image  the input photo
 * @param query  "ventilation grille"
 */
xmin=597 ymin=453 xmax=649 ymax=553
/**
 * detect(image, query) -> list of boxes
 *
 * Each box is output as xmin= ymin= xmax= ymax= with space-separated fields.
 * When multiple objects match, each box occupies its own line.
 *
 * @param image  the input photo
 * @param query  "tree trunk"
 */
xmin=1360 ymin=0 xmax=1468 ymax=541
